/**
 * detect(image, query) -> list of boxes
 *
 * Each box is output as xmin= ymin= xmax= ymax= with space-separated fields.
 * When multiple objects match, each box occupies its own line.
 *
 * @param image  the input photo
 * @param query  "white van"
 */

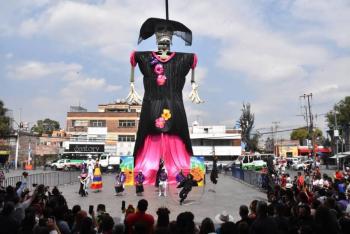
xmin=99 ymin=153 xmax=121 ymax=171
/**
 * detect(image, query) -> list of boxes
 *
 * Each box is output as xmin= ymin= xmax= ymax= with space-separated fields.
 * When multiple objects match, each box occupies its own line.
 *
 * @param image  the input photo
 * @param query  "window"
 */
xmin=73 ymin=120 xmax=89 ymax=127
xmin=90 ymin=120 xmax=106 ymax=127
xmin=118 ymin=135 xmax=135 ymax=142
xmin=119 ymin=120 xmax=136 ymax=128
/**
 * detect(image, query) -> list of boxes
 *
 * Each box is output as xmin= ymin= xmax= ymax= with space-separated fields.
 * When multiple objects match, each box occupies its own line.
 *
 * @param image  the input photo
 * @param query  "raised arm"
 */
xmin=125 ymin=51 xmax=142 ymax=104
xmin=189 ymin=54 xmax=204 ymax=104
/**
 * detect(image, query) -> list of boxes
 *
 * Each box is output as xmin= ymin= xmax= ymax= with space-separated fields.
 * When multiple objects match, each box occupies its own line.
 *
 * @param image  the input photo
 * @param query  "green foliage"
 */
xmin=239 ymin=103 xmax=259 ymax=151
xmin=31 ymin=118 xmax=60 ymax=136
xmin=0 ymin=100 xmax=11 ymax=138
xmin=290 ymin=127 xmax=323 ymax=145
xmin=326 ymin=96 xmax=350 ymax=131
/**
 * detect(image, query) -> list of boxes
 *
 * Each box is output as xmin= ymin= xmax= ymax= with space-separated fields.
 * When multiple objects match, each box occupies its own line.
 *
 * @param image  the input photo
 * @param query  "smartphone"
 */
xmin=89 ymin=205 xmax=94 ymax=215
xmin=121 ymin=200 xmax=125 ymax=212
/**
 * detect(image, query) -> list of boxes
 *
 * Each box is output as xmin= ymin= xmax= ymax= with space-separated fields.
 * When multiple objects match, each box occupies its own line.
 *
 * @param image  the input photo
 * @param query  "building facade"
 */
xmin=64 ymin=102 xmax=141 ymax=157
xmin=190 ymin=122 xmax=242 ymax=160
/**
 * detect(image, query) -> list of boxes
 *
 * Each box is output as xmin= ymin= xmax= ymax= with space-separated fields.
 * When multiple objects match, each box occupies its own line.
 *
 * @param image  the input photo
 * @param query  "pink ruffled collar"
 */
xmin=152 ymin=51 xmax=176 ymax=63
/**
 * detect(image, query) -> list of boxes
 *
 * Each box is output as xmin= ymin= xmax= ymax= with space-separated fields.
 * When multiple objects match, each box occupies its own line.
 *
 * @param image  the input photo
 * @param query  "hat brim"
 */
xmin=214 ymin=213 xmax=234 ymax=224
xmin=138 ymin=17 xmax=192 ymax=46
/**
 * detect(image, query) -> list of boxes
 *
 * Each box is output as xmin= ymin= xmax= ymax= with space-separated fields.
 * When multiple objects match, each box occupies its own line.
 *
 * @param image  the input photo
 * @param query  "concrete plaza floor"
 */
xmin=56 ymin=173 xmax=266 ymax=224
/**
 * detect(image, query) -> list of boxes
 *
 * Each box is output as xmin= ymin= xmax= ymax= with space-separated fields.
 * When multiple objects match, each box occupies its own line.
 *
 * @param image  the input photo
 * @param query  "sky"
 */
xmin=1 ymin=0 xmax=350 ymax=138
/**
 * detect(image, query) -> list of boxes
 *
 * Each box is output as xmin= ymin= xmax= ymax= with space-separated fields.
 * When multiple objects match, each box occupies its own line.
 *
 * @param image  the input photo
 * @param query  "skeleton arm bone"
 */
xmin=125 ymin=66 xmax=142 ymax=104
xmin=189 ymin=69 xmax=204 ymax=104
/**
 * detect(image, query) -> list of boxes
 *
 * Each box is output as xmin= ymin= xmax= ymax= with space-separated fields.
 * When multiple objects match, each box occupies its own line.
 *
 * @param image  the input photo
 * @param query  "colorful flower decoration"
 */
xmin=155 ymin=117 xmax=165 ymax=129
xmin=154 ymin=64 xmax=164 ymax=75
xmin=157 ymin=75 xmax=167 ymax=86
xmin=155 ymin=109 xmax=172 ymax=129
xmin=161 ymin=109 xmax=172 ymax=120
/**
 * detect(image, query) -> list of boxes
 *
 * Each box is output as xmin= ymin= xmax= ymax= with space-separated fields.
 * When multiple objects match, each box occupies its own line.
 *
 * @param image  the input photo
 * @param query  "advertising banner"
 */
xmin=120 ymin=156 xmax=134 ymax=186
xmin=190 ymin=156 xmax=205 ymax=187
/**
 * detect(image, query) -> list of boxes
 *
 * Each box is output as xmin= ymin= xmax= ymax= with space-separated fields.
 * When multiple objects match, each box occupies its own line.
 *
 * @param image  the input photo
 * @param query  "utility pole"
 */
xmin=300 ymin=93 xmax=315 ymax=159
xmin=272 ymin=121 xmax=280 ymax=156
xmin=334 ymin=111 xmax=339 ymax=169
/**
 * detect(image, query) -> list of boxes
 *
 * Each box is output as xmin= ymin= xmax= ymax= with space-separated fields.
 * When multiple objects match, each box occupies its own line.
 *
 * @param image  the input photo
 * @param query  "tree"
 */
xmin=0 ymin=100 xmax=11 ymax=138
xmin=31 ymin=118 xmax=60 ymax=136
xmin=326 ymin=96 xmax=350 ymax=151
xmin=239 ymin=103 xmax=259 ymax=151
xmin=290 ymin=127 xmax=323 ymax=145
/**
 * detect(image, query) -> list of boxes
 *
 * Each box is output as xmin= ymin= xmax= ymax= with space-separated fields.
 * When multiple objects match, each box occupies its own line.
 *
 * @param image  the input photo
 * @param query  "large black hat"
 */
xmin=138 ymin=17 xmax=192 ymax=46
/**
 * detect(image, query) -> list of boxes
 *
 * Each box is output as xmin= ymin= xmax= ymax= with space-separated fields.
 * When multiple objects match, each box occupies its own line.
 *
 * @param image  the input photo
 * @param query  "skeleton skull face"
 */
xmin=155 ymin=23 xmax=173 ymax=49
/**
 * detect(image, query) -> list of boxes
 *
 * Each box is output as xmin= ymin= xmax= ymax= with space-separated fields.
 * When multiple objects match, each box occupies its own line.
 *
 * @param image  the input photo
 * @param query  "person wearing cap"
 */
xmin=135 ymin=171 xmax=145 ymax=196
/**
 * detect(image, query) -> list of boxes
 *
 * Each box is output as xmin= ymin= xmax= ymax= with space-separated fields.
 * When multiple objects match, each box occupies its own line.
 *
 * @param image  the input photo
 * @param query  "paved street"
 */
xmin=57 ymin=173 xmax=266 ymax=224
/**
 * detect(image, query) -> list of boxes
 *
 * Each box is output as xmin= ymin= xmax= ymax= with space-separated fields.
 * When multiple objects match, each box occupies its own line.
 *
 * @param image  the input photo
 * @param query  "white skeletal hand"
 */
xmin=189 ymin=82 xmax=204 ymax=104
xmin=126 ymin=82 xmax=142 ymax=104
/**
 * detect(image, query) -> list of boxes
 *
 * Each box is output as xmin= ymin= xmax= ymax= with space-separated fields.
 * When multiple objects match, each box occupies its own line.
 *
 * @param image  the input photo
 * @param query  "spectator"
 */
xmin=248 ymin=200 xmax=258 ymax=221
xmin=80 ymin=216 xmax=96 ymax=234
xmin=250 ymin=201 xmax=278 ymax=234
xmin=176 ymin=211 xmax=197 ymax=234
xmin=156 ymin=207 xmax=170 ymax=229
xmin=214 ymin=211 xmax=234 ymax=234
xmin=220 ymin=221 xmax=236 ymax=234
xmin=0 ymin=201 xmax=19 ymax=234
xmin=199 ymin=217 xmax=215 ymax=234
xmin=236 ymin=205 xmax=252 ymax=227
xmin=125 ymin=199 xmax=154 ymax=234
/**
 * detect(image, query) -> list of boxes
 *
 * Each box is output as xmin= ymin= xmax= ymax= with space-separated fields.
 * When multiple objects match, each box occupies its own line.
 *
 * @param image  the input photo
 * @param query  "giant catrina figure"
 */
xmin=127 ymin=17 xmax=203 ymax=184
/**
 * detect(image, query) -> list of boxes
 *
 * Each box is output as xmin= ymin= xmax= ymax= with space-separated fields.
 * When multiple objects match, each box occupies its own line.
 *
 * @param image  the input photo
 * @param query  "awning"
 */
xmin=0 ymin=150 xmax=10 ymax=155
xmin=330 ymin=154 xmax=350 ymax=159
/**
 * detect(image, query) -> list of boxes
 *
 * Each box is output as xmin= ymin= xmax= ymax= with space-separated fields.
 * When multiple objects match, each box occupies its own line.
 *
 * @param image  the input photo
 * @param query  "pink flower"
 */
xmin=155 ymin=117 xmax=165 ymax=129
xmin=157 ymin=75 xmax=167 ymax=86
xmin=154 ymin=64 xmax=164 ymax=75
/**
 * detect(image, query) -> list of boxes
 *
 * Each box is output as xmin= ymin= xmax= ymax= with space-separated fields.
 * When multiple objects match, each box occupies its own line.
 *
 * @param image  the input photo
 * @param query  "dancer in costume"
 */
xmin=158 ymin=168 xmax=168 ymax=197
xmin=209 ymin=156 xmax=218 ymax=192
xmin=135 ymin=171 xmax=145 ymax=196
xmin=115 ymin=170 xmax=126 ymax=196
xmin=155 ymin=158 xmax=164 ymax=187
xmin=128 ymin=17 xmax=203 ymax=184
xmin=176 ymin=169 xmax=186 ymax=185
xmin=87 ymin=156 xmax=95 ymax=186
xmin=90 ymin=163 xmax=102 ymax=192
xmin=79 ymin=171 xmax=89 ymax=197
xmin=178 ymin=173 xmax=203 ymax=205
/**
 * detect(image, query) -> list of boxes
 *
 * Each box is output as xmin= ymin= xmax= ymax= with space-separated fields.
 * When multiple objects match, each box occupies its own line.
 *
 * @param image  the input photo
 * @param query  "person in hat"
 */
xmin=214 ymin=210 xmax=235 ymax=233
xmin=135 ymin=171 xmax=145 ymax=196
xmin=87 ymin=155 xmax=94 ymax=186
xmin=130 ymin=17 xmax=203 ymax=185
xmin=155 ymin=158 xmax=164 ymax=187
xmin=177 ymin=173 xmax=203 ymax=205
xmin=115 ymin=170 xmax=126 ymax=196
xmin=79 ymin=171 xmax=89 ymax=197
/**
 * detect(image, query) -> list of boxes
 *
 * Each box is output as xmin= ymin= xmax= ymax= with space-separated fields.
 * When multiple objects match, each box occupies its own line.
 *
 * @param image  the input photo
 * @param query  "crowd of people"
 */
xmin=1 ymin=162 xmax=350 ymax=234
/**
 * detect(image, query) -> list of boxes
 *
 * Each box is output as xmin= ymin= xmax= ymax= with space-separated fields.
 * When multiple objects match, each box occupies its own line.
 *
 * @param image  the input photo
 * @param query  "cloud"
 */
xmin=7 ymin=61 xmax=81 ymax=80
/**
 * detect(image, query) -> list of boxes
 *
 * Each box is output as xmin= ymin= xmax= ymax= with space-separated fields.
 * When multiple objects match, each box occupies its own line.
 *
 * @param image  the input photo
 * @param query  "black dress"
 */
xmin=132 ymin=51 xmax=196 ymax=157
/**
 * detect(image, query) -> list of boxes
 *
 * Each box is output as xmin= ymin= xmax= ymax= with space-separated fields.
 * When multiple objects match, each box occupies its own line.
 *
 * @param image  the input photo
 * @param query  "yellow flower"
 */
xmin=161 ymin=109 xmax=172 ymax=120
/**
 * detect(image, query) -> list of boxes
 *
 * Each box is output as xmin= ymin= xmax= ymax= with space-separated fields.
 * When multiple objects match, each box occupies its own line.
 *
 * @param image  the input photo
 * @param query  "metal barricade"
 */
xmin=231 ymin=167 xmax=267 ymax=191
xmin=4 ymin=171 xmax=80 ymax=188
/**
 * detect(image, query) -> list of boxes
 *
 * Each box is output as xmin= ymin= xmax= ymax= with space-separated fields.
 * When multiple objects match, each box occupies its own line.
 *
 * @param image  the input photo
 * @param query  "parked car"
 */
xmin=51 ymin=159 xmax=81 ymax=171
xmin=99 ymin=153 xmax=120 ymax=172
xmin=292 ymin=160 xmax=313 ymax=171
xmin=235 ymin=155 xmax=267 ymax=171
